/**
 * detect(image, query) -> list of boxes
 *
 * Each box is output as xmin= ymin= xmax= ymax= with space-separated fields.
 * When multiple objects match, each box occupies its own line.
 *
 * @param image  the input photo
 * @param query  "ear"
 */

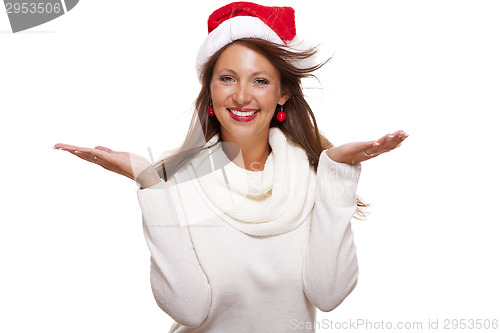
xmin=278 ymin=89 xmax=290 ymax=106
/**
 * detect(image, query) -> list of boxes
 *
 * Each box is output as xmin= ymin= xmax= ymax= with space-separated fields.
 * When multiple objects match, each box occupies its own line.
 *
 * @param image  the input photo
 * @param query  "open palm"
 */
xmin=326 ymin=130 xmax=408 ymax=165
xmin=53 ymin=143 xmax=161 ymax=188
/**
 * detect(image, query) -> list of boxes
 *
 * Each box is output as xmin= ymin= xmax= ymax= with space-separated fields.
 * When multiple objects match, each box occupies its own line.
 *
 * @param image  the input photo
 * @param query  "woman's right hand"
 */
xmin=53 ymin=144 xmax=162 ymax=189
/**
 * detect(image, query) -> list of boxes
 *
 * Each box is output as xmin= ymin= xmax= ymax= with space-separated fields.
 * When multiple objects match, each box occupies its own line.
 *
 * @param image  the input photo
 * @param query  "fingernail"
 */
xmin=372 ymin=142 xmax=380 ymax=147
xmin=386 ymin=135 xmax=394 ymax=141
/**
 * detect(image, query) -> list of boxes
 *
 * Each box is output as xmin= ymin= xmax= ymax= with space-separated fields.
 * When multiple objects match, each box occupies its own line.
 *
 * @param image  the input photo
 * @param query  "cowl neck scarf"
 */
xmin=183 ymin=127 xmax=316 ymax=237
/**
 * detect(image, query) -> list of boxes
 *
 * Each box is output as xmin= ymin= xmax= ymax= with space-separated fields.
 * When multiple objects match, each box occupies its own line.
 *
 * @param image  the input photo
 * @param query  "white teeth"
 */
xmin=228 ymin=109 xmax=258 ymax=116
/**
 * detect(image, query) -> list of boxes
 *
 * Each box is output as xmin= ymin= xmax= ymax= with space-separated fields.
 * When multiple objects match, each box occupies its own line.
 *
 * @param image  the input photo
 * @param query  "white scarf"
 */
xmin=181 ymin=127 xmax=316 ymax=237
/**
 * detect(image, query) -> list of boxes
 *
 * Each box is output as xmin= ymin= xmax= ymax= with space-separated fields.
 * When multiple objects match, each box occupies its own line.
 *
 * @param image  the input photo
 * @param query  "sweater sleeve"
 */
xmin=137 ymin=178 xmax=212 ymax=327
xmin=303 ymin=149 xmax=361 ymax=312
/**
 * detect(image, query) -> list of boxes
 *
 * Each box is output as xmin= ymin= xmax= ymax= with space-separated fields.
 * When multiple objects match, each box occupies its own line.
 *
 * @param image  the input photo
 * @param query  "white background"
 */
xmin=1 ymin=0 xmax=499 ymax=332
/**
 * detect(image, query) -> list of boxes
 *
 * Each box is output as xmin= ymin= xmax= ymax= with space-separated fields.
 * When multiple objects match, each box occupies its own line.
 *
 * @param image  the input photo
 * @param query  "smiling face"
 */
xmin=209 ymin=42 xmax=289 ymax=145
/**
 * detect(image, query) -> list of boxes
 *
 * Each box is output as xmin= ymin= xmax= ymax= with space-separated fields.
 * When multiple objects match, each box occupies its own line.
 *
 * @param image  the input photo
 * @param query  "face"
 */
xmin=210 ymin=42 xmax=289 ymax=145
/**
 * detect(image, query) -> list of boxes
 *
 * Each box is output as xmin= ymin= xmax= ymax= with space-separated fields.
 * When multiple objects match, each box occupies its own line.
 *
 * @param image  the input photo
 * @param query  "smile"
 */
xmin=227 ymin=108 xmax=259 ymax=116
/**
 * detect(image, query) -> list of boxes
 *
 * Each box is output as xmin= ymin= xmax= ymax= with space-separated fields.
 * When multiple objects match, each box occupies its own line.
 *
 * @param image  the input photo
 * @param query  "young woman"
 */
xmin=54 ymin=2 xmax=408 ymax=332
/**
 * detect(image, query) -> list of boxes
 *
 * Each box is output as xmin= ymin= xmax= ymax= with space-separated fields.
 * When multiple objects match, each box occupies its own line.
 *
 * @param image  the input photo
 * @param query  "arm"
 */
xmin=52 ymin=143 xmax=212 ymax=325
xmin=137 ymin=178 xmax=212 ymax=327
xmin=302 ymin=130 xmax=408 ymax=311
xmin=303 ymin=150 xmax=361 ymax=312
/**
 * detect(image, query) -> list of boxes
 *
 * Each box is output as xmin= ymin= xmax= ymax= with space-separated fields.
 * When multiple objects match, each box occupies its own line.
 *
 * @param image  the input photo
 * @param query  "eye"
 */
xmin=255 ymin=78 xmax=269 ymax=85
xmin=219 ymin=75 xmax=234 ymax=83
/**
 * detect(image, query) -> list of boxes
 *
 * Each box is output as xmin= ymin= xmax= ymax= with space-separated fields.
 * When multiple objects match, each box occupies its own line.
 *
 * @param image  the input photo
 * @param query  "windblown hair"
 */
xmin=153 ymin=38 xmax=368 ymax=218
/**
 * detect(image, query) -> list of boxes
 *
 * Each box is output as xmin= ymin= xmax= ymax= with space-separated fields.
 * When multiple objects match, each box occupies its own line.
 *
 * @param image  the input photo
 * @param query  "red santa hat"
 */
xmin=196 ymin=2 xmax=307 ymax=82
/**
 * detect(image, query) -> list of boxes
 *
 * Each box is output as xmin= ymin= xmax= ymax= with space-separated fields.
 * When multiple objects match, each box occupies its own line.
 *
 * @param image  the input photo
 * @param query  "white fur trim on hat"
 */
xmin=196 ymin=16 xmax=284 ymax=82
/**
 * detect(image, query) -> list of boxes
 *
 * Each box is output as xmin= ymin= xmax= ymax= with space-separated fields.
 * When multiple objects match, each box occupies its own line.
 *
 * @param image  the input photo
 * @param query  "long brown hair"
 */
xmin=153 ymin=38 xmax=368 ymax=218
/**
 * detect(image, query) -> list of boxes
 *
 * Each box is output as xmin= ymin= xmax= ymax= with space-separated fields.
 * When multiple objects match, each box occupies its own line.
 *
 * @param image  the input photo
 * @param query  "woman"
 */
xmin=54 ymin=2 xmax=407 ymax=332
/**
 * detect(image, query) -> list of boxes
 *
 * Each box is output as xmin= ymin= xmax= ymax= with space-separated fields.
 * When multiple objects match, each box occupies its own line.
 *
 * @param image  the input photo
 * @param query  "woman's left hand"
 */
xmin=326 ymin=130 xmax=408 ymax=165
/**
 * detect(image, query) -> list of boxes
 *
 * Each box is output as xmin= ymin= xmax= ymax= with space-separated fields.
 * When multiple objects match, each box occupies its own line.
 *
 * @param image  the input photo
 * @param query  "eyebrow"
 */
xmin=216 ymin=68 xmax=275 ymax=79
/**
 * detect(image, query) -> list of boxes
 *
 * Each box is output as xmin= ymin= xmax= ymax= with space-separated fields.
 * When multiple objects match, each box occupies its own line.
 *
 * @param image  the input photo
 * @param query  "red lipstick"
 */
xmin=227 ymin=108 xmax=259 ymax=122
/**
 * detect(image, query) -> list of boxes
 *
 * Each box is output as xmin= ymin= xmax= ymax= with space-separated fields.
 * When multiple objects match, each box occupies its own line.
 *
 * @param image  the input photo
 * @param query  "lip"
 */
xmin=227 ymin=108 xmax=259 ymax=122
xmin=229 ymin=108 xmax=259 ymax=112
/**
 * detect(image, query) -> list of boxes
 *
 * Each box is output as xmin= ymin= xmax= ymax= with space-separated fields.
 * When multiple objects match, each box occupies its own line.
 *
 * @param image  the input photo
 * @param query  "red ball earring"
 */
xmin=208 ymin=99 xmax=215 ymax=116
xmin=276 ymin=104 xmax=286 ymax=122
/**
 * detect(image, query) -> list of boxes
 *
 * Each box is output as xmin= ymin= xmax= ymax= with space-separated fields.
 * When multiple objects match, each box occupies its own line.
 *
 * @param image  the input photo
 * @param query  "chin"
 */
xmin=222 ymin=126 xmax=270 ymax=143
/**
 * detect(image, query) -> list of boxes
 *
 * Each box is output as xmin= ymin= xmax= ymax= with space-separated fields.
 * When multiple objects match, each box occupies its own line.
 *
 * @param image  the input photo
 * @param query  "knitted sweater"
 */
xmin=136 ymin=149 xmax=361 ymax=332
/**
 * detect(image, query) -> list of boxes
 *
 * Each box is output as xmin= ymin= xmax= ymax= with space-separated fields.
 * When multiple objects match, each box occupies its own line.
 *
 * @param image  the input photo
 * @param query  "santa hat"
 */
xmin=196 ymin=1 xmax=309 ymax=82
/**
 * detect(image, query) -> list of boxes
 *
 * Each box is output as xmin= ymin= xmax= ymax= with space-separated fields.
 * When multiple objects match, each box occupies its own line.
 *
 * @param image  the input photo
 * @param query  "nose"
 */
xmin=232 ymin=82 xmax=252 ymax=106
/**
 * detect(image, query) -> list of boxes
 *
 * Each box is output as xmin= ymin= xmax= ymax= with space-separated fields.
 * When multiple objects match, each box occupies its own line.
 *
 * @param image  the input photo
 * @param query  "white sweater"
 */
xmin=136 ymin=149 xmax=361 ymax=332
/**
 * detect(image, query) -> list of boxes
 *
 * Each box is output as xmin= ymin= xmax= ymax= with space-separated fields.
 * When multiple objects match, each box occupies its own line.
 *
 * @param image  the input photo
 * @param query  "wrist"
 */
xmin=136 ymin=166 xmax=162 ymax=189
xmin=326 ymin=147 xmax=344 ymax=164
xmin=325 ymin=147 xmax=357 ymax=165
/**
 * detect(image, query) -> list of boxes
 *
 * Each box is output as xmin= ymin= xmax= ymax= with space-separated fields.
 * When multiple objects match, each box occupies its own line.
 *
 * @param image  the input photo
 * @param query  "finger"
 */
xmin=53 ymin=143 xmax=85 ymax=152
xmin=361 ymin=141 xmax=381 ymax=156
xmin=393 ymin=129 xmax=405 ymax=137
xmin=363 ymin=140 xmax=380 ymax=149
xmin=384 ymin=130 xmax=406 ymax=141
xmin=364 ymin=132 xmax=402 ymax=156
xmin=68 ymin=149 xmax=100 ymax=163
xmin=54 ymin=144 xmax=114 ymax=168
xmin=397 ymin=130 xmax=409 ymax=140
xmin=377 ymin=133 xmax=392 ymax=144
xmin=384 ymin=134 xmax=403 ymax=149
xmin=374 ymin=130 xmax=409 ymax=153
xmin=369 ymin=133 xmax=394 ymax=154
xmin=384 ymin=130 xmax=408 ymax=150
xmin=72 ymin=149 xmax=123 ymax=173
xmin=74 ymin=147 xmax=113 ymax=162
xmin=377 ymin=130 xmax=408 ymax=143
xmin=382 ymin=131 xmax=401 ymax=143
xmin=81 ymin=149 xmax=140 ymax=177
xmin=66 ymin=149 xmax=96 ymax=164
xmin=54 ymin=144 xmax=118 ymax=157
xmin=94 ymin=146 xmax=114 ymax=153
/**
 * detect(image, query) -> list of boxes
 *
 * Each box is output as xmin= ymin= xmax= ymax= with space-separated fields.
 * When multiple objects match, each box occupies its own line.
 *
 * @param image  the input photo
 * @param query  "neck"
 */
xmin=221 ymin=130 xmax=271 ymax=172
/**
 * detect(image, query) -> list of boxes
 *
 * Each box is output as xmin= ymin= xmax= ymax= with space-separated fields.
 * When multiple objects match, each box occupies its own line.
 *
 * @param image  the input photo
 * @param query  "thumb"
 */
xmin=95 ymin=146 xmax=114 ymax=153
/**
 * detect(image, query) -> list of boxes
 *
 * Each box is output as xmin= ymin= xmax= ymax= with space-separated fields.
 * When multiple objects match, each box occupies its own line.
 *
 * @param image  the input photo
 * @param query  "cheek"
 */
xmin=255 ymin=88 xmax=282 ymax=106
xmin=209 ymin=82 xmax=216 ymax=99
xmin=210 ymin=83 xmax=227 ymax=104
